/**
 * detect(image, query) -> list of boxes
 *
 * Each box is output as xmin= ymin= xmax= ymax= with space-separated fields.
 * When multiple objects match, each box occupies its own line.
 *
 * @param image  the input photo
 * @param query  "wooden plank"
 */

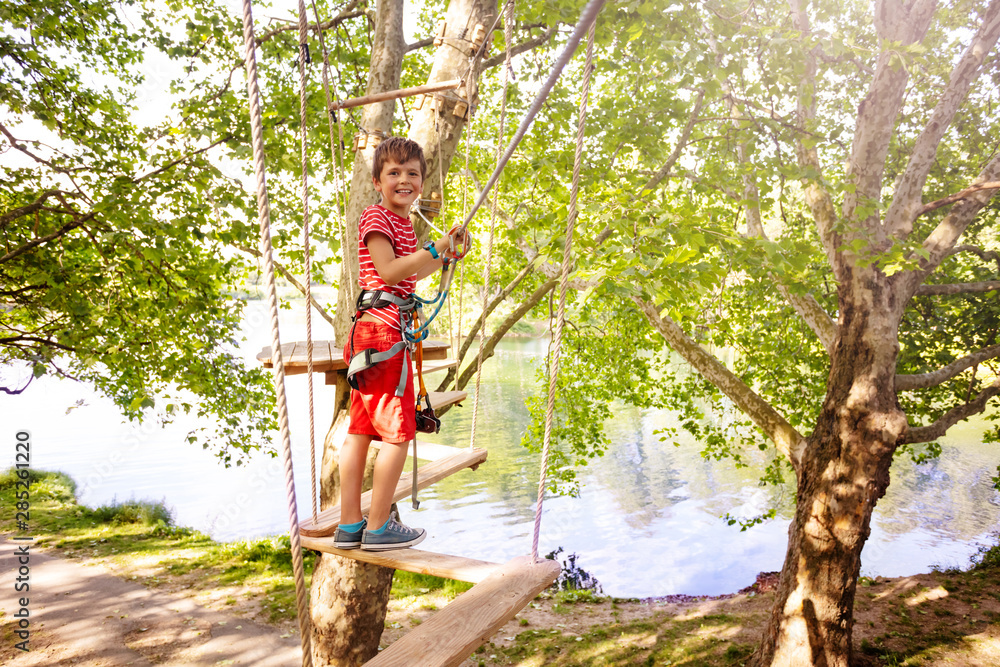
xmin=427 ymin=390 xmax=465 ymax=410
xmin=330 ymin=79 xmax=461 ymax=111
xmin=298 ymin=543 xmax=499 ymax=584
xmin=258 ymin=339 xmax=450 ymax=373
xmin=299 ymin=447 xmax=488 ymax=537
xmin=371 ymin=440 xmax=470 ymax=462
xmin=366 ymin=556 xmax=561 ymax=667
xmin=420 ymin=358 xmax=458 ymax=374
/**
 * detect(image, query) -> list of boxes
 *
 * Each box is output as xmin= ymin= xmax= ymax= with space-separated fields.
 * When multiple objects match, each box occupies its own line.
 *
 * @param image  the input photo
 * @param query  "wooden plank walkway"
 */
xmin=256 ymin=340 xmax=449 ymax=375
xmin=372 ymin=440 xmax=469 ymax=462
xmin=365 ymin=556 xmax=561 ymax=667
xmin=299 ymin=447 xmax=488 ymax=537
xmin=298 ymin=543 xmax=499 ymax=584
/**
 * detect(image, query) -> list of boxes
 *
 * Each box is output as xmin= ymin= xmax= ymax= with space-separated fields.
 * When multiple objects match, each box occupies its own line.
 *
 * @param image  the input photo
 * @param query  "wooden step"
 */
xmin=298 ymin=543 xmax=499 ymax=584
xmin=424 ymin=390 xmax=466 ymax=410
xmin=366 ymin=556 xmax=561 ymax=667
xmin=372 ymin=440 xmax=469 ymax=462
xmin=420 ymin=357 xmax=458 ymax=374
xmin=258 ymin=339 xmax=450 ymax=376
xmin=299 ymin=447 xmax=488 ymax=537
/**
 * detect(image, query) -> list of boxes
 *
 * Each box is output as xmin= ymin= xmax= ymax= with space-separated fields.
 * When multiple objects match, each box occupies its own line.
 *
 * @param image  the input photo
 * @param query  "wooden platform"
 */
xmin=299 ymin=446 xmax=488 ymax=537
xmin=256 ymin=340 xmax=449 ymax=376
xmin=372 ymin=440 xmax=470 ymax=462
xmin=365 ymin=556 xmax=561 ymax=667
xmin=298 ymin=543 xmax=499 ymax=583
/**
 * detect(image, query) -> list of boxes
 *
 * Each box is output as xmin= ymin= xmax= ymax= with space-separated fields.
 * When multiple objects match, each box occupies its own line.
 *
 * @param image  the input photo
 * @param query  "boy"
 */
xmin=335 ymin=136 xmax=460 ymax=550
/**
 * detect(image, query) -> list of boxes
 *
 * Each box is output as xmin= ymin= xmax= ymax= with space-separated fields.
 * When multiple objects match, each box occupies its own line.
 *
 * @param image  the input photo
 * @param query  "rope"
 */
xmin=296 ymin=0 xmax=319 ymax=525
xmin=239 ymin=0 xmax=312 ymax=663
xmin=531 ymin=18 xmax=598 ymax=564
xmin=456 ymin=0 xmax=606 ymax=235
xmin=308 ymin=0 xmax=354 ymax=293
xmin=468 ymin=0 xmax=514 ymax=451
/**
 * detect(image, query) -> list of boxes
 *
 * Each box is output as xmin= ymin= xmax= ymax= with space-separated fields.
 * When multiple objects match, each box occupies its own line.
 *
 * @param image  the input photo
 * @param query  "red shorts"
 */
xmin=344 ymin=320 xmax=415 ymax=444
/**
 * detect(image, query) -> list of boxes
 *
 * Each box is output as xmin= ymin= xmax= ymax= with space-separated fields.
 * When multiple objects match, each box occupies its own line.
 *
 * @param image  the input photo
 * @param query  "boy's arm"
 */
xmin=366 ymin=232 xmax=451 ymax=286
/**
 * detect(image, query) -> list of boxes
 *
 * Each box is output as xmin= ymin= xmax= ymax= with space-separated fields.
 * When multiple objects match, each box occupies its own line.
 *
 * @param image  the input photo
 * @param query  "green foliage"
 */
xmin=92 ymin=498 xmax=175 ymax=526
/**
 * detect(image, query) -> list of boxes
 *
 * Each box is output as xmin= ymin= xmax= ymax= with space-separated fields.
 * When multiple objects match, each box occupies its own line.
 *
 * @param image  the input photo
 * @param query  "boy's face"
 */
xmin=373 ymin=157 xmax=423 ymax=217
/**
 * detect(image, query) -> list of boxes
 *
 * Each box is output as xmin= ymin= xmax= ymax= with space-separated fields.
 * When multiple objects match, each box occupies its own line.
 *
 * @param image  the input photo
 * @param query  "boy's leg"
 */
xmin=339 ymin=432 xmax=373 ymax=525
xmin=367 ymin=439 xmax=409 ymax=530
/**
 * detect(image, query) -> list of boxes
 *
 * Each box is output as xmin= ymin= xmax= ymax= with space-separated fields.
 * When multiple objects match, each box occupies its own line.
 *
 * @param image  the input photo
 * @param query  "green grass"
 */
xmin=0 ymin=468 xmax=469 ymax=623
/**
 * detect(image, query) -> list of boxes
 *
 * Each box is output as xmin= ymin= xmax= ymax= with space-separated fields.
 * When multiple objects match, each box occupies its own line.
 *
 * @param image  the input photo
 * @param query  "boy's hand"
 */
xmin=444 ymin=225 xmax=467 ymax=259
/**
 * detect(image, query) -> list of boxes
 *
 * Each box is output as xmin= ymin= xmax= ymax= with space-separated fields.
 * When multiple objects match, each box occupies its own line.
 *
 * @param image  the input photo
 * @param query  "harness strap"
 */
xmin=346 ymin=340 xmax=410 ymax=396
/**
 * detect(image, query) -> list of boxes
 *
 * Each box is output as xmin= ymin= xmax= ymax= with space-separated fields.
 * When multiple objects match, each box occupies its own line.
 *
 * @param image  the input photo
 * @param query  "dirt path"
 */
xmin=1 ymin=535 xmax=303 ymax=666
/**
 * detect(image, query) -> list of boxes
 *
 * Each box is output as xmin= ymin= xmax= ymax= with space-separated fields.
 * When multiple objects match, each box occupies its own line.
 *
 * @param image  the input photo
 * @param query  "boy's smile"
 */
xmin=374 ymin=157 xmax=423 ymax=217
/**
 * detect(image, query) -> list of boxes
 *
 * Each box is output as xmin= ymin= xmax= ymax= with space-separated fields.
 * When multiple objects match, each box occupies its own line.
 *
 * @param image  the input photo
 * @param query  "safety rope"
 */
xmin=468 ymin=0 xmax=514 ymax=451
xmin=531 ymin=18 xmax=598 ymax=563
xmin=296 ymin=0 xmax=319 ymax=525
xmin=454 ymin=0 xmax=605 ymax=232
xmin=238 ymin=0 xmax=312 ymax=662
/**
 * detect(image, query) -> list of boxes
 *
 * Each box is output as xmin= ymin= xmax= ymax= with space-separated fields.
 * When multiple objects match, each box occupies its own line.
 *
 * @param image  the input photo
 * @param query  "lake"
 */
xmin=5 ymin=300 xmax=1000 ymax=597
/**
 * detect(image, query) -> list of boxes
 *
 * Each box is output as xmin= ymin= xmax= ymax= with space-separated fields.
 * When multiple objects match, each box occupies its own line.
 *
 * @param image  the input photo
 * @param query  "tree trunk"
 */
xmin=407 ymin=0 xmax=496 ymax=240
xmin=750 ymin=266 xmax=908 ymax=667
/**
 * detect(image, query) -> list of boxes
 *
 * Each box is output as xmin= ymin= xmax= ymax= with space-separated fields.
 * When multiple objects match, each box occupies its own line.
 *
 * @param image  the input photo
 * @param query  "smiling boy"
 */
xmin=336 ymin=137 xmax=461 ymax=550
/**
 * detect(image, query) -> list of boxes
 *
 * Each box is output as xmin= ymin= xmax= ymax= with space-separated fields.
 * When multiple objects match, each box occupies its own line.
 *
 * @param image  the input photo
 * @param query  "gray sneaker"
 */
xmin=361 ymin=512 xmax=426 ymax=551
xmin=333 ymin=518 xmax=366 ymax=549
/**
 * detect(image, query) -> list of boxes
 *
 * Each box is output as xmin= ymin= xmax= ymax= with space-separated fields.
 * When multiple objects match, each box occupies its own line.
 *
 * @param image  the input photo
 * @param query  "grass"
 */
xmin=0 ymin=468 xmax=460 ymax=624
xmin=5 ymin=468 xmax=1000 ymax=666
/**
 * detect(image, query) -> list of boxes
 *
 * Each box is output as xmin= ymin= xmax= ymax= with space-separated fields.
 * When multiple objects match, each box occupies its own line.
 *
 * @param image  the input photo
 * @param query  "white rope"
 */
xmin=531 ymin=17 xmax=598 ymax=563
xmin=239 ymin=0 xmax=312 ymax=662
xmin=456 ymin=0 xmax=606 ymax=233
xmin=296 ymin=0 xmax=319 ymax=525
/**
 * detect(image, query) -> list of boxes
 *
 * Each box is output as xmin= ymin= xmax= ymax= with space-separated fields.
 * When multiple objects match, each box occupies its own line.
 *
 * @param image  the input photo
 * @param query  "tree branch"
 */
xmin=481 ymin=24 xmax=558 ymax=69
xmin=841 ymin=0 xmax=935 ymax=247
xmin=634 ymin=297 xmax=807 ymax=468
xmin=884 ymin=0 xmax=1000 ymax=239
xmin=914 ymin=280 xmax=1000 ymax=296
xmin=134 ymin=135 xmax=233 ymax=182
xmin=447 ymin=278 xmax=557 ymax=398
xmin=916 ymin=181 xmax=1000 ymax=218
xmin=898 ymin=151 xmax=1000 ymax=301
xmin=0 ymin=214 xmax=94 ymax=264
xmin=232 ymin=243 xmax=335 ymax=328
xmin=902 ymin=381 xmax=1000 ymax=444
xmin=254 ymin=3 xmax=364 ymax=47
xmin=0 ymin=190 xmax=74 ymax=230
xmin=896 ymin=344 xmax=1000 ymax=391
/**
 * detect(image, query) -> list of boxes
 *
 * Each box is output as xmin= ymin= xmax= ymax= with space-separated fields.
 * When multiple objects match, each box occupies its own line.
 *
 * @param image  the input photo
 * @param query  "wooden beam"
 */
xmin=258 ymin=339 xmax=450 ymax=374
xmin=420 ymin=358 xmax=458 ymax=374
xmin=372 ymin=440 xmax=470 ymax=462
xmin=299 ymin=446 xmax=488 ymax=537
xmin=298 ymin=543 xmax=499 ymax=584
xmin=330 ymin=79 xmax=462 ymax=111
xmin=366 ymin=556 xmax=561 ymax=667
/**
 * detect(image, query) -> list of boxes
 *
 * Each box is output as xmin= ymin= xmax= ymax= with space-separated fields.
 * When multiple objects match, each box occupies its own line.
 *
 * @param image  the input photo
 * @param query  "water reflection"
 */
xmin=3 ymin=302 xmax=999 ymax=596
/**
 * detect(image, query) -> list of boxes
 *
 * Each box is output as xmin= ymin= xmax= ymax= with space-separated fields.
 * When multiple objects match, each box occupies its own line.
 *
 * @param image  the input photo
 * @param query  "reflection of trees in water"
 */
xmin=414 ymin=342 xmax=546 ymax=523
xmin=873 ymin=442 xmax=1000 ymax=540
xmin=413 ymin=340 xmax=996 ymax=549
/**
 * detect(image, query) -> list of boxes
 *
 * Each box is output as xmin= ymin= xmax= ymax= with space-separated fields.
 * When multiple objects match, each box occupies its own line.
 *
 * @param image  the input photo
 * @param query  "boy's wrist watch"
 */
xmin=423 ymin=241 xmax=439 ymax=259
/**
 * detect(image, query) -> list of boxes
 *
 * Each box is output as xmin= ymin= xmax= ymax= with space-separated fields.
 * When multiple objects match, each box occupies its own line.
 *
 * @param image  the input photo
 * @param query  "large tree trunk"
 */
xmin=750 ymin=266 xmax=908 ymax=667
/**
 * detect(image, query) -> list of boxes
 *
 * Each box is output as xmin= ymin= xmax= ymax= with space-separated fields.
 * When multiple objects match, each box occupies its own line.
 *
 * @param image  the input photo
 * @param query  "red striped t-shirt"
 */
xmin=357 ymin=204 xmax=418 ymax=330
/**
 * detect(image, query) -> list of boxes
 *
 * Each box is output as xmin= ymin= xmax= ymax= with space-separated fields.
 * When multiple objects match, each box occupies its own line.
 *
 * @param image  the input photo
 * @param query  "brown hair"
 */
xmin=372 ymin=136 xmax=427 ymax=182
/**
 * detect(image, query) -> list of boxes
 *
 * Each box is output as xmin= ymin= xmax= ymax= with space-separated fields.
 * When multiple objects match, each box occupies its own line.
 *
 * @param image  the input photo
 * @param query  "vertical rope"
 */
xmin=531 ymin=20 xmax=597 ymax=563
xmin=296 ymin=0 xmax=318 ymax=525
xmin=453 ymin=98 xmax=475 ymax=392
xmin=308 ymin=0 xmax=354 ymax=293
xmin=468 ymin=0 xmax=513 ymax=451
xmin=239 ymin=1 xmax=312 ymax=663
